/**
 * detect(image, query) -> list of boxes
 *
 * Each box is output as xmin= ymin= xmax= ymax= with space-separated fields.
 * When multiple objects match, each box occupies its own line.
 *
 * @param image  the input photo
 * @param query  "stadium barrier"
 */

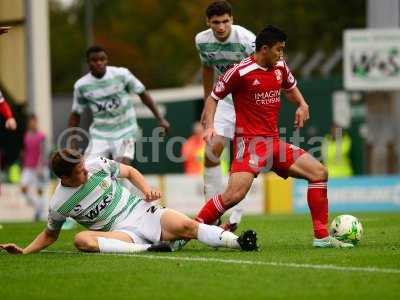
xmin=2 ymin=174 xmax=398 ymax=221
xmin=293 ymin=175 xmax=400 ymax=212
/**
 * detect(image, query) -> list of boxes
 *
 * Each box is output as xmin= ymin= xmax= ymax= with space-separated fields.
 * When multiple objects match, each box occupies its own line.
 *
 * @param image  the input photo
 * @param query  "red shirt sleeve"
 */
xmin=210 ymin=65 xmax=240 ymax=100
xmin=0 ymin=98 xmax=13 ymax=120
xmin=281 ymin=60 xmax=297 ymax=91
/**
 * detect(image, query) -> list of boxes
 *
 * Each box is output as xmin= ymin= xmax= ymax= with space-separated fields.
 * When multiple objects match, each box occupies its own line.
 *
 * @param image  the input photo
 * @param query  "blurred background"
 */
xmin=1 ymin=0 xmax=399 ymax=221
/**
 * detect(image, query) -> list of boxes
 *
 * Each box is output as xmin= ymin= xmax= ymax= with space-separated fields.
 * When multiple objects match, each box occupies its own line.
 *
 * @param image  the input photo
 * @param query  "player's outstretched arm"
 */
xmin=201 ymin=95 xmax=218 ymax=143
xmin=118 ymin=163 xmax=161 ymax=202
xmin=138 ymin=91 xmax=170 ymax=134
xmin=0 ymin=228 xmax=60 ymax=255
xmin=284 ymin=87 xmax=310 ymax=128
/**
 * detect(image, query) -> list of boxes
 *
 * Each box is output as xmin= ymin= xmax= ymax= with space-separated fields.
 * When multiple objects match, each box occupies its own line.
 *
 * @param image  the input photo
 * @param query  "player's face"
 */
xmin=70 ymin=161 xmax=89 ymax=186
xmin=207 ymin=14 xmax=233 ymax=41
xmin=263 ymin=41 xmax=285 ymax=67
xmin=88 ymin=51 xmax=108 ymax=77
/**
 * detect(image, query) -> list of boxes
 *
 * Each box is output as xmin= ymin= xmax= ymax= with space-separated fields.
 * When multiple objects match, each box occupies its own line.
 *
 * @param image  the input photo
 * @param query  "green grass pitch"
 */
xmin=1 ymin=213 xmax=399 ymax=300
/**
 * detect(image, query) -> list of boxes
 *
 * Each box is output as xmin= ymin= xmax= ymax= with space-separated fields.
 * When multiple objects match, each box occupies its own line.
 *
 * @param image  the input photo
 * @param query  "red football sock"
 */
xmin=196 ymin=194 xmax=227 ymax=224
xmin=307 ymin=181 xmax=329 ymax=239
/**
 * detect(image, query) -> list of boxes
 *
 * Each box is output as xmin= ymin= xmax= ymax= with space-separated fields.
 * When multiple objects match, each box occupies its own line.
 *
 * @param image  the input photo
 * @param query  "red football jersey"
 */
xmin=211 ymin=56 xmax=297 ymax=137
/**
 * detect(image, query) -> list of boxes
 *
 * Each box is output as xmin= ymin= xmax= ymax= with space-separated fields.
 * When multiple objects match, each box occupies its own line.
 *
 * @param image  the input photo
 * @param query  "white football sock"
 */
xmin=34 ymin=194 xmax=46 ymax=221
xmin=204 ymin=165 xmax=224 ymax=200
xmin=229 ymin=195 xmax=249 ymax=224
xmin=97 ymin=237 xmax=151 ymax=253
xmin=197 ymin=223 xmax=240 ymax=249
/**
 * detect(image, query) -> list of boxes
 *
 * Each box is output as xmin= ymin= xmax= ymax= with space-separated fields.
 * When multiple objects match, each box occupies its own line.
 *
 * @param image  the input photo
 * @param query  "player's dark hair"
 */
xmin=206 ymin=1 xmax=232 ymax=18
xmin=51 ymin=149 xmax=82 ymax=178
xmin=255 ymin=25 xmax=287 ymax=51
xmin=86 ymin=45 xmax=107 ymax=60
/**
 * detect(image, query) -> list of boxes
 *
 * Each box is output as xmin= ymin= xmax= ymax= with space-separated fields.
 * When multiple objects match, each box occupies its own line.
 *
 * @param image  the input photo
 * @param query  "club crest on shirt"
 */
xmin=274 ymin=69 xmax=282 ymax=83
xmin=100 ymin=180 xmax=109 ymax=190
xmin=215 ymin=81 xmax=225 ymax=93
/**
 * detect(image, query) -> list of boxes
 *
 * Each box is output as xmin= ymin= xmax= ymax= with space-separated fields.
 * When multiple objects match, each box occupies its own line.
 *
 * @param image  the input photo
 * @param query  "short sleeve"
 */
xmin=210 ymin=65 xmax=240 ymax=100
xmin=122 ymin=68 xmax=146 ymax=95
xmin=71 ymin=86 xmax=88 ymax=114
xmin=88 ymin=157 xmax=120 ymax=179
xmin=281 ymin=61 xmax=297 ymax=91
xmin=195 ymin=43 xmax=212 ymax=67
xmin=243 ymin=32 xmax=256 ymax=56
xmin=47 ymin=207 xmax=66 ymax=231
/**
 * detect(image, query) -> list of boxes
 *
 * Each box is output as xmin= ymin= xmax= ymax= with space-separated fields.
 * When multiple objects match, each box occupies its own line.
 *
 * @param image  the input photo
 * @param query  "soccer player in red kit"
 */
xmin=198 ymin=25 xmax=353 ymax=248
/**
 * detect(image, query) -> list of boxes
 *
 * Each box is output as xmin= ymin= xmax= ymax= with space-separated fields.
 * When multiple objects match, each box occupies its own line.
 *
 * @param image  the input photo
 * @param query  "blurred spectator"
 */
xmin=20 ymin=114 xmax=49 ymax=221
xmin=181 ymin=122 xmax=205 ymax=175
xmin=322 ymin=123 xmax=354 ymax=178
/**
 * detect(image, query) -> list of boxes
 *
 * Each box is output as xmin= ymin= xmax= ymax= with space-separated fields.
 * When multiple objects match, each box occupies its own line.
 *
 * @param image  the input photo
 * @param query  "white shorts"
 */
xmin=85 ymin=137 xmax=135 ymax=161
xmin=214 ymin=99 xmax=235 ymax=139
xmin=21 ymin=168 xmax=49 ymax=189
xmin=113 ymin=201 xmax=166 ymax=244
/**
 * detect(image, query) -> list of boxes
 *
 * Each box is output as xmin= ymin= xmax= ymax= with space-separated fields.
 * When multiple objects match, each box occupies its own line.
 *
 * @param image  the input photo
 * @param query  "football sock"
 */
xmin=34 ymin=194 xmax=46 ymax=221
xmin=307 ymin=181 xmax=329 ymax=238
xmin=197 ymin=223 xmax=240 ymax=249
xmin=97 ymin=237 xmax=151 ymax=253
xmin=204 ymin=165 xmax=224 ymax=200
xmin=196 ymin=194 xmax=227 ymax=224
xmin=23 ymin=192 xmax=35 ymax=206
xmin=229 ymin=199 xmax=245 ymax=225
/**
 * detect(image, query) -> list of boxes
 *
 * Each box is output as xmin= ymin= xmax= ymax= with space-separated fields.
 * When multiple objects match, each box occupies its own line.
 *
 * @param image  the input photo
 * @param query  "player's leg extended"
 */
xmin=73 ymin=230 xmax=151 ymax=253
xmin=21 ymin=169 xmax=35 ymax=207
xmin=196 ymin=171 xmax=254 ymax=225
xmin=288 ymin=153 xmax=353 ymax=248
xmin=160 ymin=209 xmax=257 ymax=251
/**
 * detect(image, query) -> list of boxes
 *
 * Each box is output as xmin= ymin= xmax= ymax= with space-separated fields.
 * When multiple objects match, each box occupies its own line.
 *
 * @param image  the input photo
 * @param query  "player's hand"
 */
xmin=143 ymin=188 xmax=161 ymax=202
xmin=5 ymin=118 xmax=17 ymax=130
xmin=0 ymin=243 xmax=24 ymax=255
xmin=0 ymin=26 xmax=11 ymax=35
xmin=203 ymin=127 xmax=216 ymax=144
xmin=294 ymin=104 xmax=309 ymax=128
xmin=158 ymin=118 xmax=170 ymax=135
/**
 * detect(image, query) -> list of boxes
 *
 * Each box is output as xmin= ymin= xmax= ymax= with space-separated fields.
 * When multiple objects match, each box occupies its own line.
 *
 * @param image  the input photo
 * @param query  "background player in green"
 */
xmin=68 ymin=46 xmax=170 ymax=187
xmin=195 ymin=1 xmax=255 ymax=231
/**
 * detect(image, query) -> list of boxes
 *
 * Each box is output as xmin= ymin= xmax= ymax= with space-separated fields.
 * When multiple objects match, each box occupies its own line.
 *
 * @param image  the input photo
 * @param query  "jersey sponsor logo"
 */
xmin=254 ymin=90 xmax=281 ymax=105
xmin=274 ymin=69 xmax=282 ymax=83
xmin=85 ymin=194 xmax=112 ymax=220
xmin=73 ymin=204 xmax=82 ymax=213
xmin=94 ymin=98 xmax=121 ymax=113
xmin=252 ymin=78 xmax=261 ymax=86
xmin=215 ymin=80 xmax=225 ymax=93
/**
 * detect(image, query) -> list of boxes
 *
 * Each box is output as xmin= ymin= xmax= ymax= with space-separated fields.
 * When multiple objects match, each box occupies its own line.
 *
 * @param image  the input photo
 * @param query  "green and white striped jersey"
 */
xmin=72 ymin=66 xmax=145 ymax=141
xmin=47 ymin=157 xmax=141 ymax=231
xmin=195 ymin=25 xmax=255 ymax=104
xmin=195 ymin=25 xmax=255 ymax=76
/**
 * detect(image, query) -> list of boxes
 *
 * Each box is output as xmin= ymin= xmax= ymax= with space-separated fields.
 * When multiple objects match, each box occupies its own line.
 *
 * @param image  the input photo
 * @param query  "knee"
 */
xmin=74 ymin=232 xmax=97 ymax=252
xmin=204 ymin=143 xmax=224 ymax=167
xmin=180 ymin=219 xmax=198 ymax=239
xmin=310 ymin=164 xmax=328 ymax=182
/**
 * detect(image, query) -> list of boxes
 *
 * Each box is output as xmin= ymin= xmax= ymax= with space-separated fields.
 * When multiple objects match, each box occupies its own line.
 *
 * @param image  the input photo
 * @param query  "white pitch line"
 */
xmin=42 ymin=250 xmax=400 ymax=275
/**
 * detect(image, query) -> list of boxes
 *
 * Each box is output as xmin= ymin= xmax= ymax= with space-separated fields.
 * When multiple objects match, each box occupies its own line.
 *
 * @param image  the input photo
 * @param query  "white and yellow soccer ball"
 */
xmin=330 ymin=215 xmax=363 ymax=244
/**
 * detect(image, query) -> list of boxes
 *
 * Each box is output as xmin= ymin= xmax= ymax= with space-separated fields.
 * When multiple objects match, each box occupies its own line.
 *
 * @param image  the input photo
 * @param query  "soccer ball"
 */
xmin=330 ymin=215 xmax=363 ymax=244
